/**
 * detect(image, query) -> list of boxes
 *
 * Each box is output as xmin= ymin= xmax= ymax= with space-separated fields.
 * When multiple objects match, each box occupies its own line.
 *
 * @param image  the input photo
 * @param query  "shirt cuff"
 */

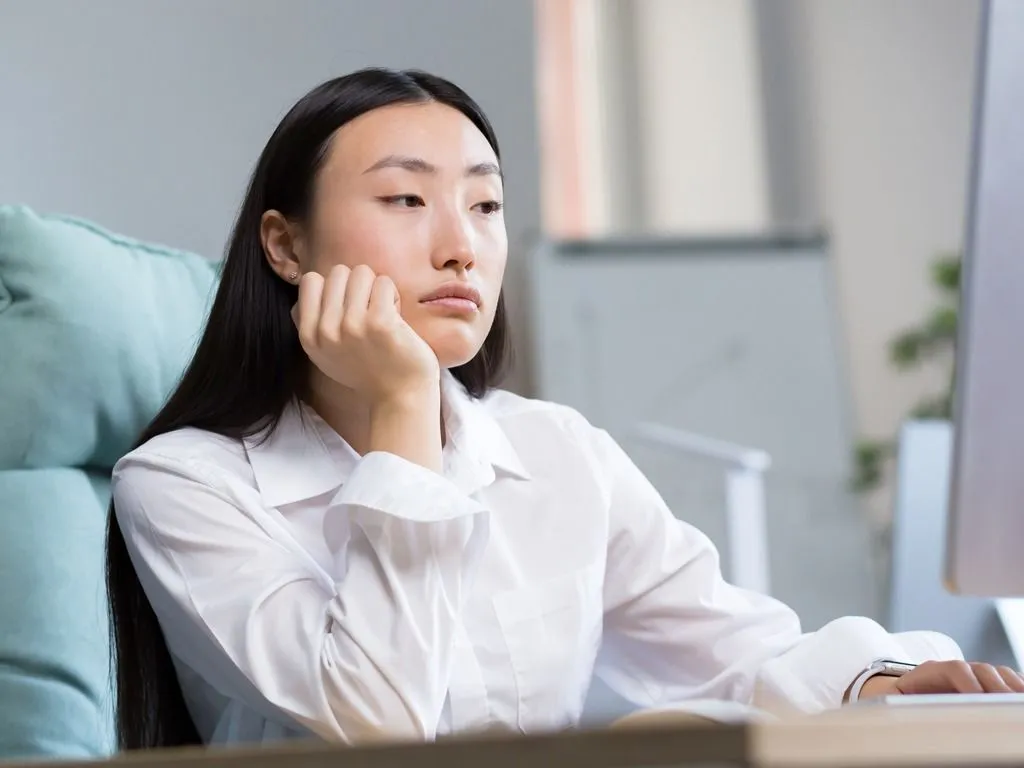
xmin=756 ymin=616 xmax=964 ymax=713
xmin=329 ymin=451 xmax=486 ymax=522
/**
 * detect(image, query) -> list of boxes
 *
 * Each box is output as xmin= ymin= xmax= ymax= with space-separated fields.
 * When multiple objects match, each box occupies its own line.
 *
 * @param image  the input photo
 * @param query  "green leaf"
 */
xmin=850 ymin=440 xmax=895 ymax=492
xmin=924 ymin=306 xmax=958 ymax=341
xmin=855 ymin=440 xmax=892 ymax=463
xmin=909 ymin=395 xmax=952 ymax=420
xmin=889 ymin=330 xmax=928 ymax=367
xmin=852 ymin=252 xmax=961 ymax=493
xmin=932 ymin=256 xmax=961 ymax=293
xmin=888 ymin=308 xmax=958 ymax=370
xmin=850 ymin=466 xmax=881 ymax=493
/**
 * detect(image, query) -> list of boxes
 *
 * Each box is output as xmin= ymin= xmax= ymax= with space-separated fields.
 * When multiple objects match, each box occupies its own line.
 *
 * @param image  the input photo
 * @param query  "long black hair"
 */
xmin=105 ymin=68 xmax=512 ymax=751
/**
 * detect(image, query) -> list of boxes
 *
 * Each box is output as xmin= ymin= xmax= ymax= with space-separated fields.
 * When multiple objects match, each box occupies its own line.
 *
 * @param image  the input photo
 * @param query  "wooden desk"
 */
xmin=753 ymin=705 xmax=1024 ymax=767
xmin=5 ymin=724 xmax=747 ymax=768
xmin=6 ymin=706 xmax=1024 ymax=768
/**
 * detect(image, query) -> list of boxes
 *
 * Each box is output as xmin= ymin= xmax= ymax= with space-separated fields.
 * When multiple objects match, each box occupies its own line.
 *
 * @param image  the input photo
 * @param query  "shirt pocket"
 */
xmin=491 ymin=563 xmax=604 ymax=731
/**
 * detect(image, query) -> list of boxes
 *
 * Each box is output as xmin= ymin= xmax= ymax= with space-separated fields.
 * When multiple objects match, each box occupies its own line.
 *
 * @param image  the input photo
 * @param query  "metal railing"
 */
xmin=632 ymin=422 xmax=772 ymax=595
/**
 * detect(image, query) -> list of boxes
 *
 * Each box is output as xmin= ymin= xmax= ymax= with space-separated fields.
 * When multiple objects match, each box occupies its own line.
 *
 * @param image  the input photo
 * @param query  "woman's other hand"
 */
xmin=858 ymin=660 xmax=1024 ymax=700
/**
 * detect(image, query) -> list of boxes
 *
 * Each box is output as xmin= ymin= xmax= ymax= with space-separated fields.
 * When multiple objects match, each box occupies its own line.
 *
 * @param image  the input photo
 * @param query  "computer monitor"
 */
xmin=945 ymin=0 xmax=1024 ymax=597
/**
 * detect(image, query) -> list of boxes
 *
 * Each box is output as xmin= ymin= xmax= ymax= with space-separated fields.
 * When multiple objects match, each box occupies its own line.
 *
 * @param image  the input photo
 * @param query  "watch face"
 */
xmin=879 ymin=661 xmax=916 ymax=676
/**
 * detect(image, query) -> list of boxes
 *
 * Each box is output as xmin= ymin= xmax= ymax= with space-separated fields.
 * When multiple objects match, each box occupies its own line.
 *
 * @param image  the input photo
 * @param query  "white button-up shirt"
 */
xmin=112 ymin=372 xmax=960 ymax=745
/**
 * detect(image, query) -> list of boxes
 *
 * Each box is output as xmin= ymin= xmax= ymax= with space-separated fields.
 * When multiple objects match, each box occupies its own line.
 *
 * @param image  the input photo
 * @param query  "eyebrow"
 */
xmin=363 ymin=154 xmax=502 ymax=179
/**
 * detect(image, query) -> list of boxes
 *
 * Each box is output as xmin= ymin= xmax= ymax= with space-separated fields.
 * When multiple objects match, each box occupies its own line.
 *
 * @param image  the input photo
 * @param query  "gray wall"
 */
xmin=0 ymin=0 xmax=540 ymax=393
xmin=753 ymin=0 xmax=981 ymax=451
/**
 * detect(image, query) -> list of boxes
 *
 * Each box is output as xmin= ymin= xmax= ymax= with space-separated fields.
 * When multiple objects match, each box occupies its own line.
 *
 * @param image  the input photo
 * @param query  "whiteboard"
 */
xmin=527 ymin=235 xmax=879 ymax=629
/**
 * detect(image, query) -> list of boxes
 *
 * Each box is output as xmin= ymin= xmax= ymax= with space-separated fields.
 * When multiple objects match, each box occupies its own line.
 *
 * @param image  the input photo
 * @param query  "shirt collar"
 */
xmin=243 ymin=371 xmax=529 ymax=508
xmin=242 ymin=401 xmax=357 ymax=509
xmin=440 ymin=370 xmax=531 ymax=484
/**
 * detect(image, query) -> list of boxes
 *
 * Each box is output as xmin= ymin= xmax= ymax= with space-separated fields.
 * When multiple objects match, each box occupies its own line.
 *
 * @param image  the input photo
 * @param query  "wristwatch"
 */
xmin=847 ymin=659 xmax=917 ymax=703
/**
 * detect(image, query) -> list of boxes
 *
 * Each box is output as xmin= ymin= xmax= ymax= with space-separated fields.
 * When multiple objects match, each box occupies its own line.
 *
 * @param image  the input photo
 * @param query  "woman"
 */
xmin=106 ymin=68 xmax=1024 ymax=750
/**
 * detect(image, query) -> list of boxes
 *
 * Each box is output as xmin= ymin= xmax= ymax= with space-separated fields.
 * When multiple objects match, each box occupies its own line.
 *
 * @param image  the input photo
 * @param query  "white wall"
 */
xmin=576 ymin=0 xmax=983 ymax=581
xmin=0 ymin=0 xmax=540 ymax=394
xmin=793 ymin=0 xmax=982 ymax=458
xmin=631 ymin=0 xmax=771 ymax=233
xmin=620 ymin=0 xmax=981 ymax=454
xmin=621 ymin=0 xmax=982 ymax=521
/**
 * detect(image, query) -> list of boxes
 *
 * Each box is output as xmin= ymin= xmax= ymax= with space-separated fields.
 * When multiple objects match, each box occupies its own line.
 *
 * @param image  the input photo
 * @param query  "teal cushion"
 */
xmin=0 ymin=206 xmax=218 ymax=470
xmin=0 ymin=468 xmax=114 ymax=759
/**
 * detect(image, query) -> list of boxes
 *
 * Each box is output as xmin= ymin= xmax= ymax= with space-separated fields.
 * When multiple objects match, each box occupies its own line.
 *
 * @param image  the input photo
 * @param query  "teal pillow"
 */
xmin=0 ymin=468 xmax=115 ymax=759
xmin=0 ymin=206 xmax=218 ymax=470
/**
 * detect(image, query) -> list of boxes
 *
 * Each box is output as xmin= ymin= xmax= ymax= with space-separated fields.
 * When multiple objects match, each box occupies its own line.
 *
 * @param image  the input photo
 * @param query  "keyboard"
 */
xmin=857 ymin=693 xmax=1024 ymax=707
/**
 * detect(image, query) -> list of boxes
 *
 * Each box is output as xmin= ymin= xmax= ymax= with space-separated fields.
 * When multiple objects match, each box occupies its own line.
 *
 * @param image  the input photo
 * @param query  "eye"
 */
xmin=474 ymin=200 xmax=504 ymax=215
xmin=379 ymin=195 xmax=425 ymax=208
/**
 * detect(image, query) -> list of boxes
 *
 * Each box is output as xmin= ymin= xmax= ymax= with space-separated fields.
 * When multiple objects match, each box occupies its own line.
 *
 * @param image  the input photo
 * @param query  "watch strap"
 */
xmin=847 ymin=659 xmax=917 ymax=703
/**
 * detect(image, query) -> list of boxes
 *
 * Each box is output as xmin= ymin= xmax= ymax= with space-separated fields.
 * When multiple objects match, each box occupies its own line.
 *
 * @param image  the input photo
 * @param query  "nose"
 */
xmin=431 ymin=209 xmax=476 ymax=272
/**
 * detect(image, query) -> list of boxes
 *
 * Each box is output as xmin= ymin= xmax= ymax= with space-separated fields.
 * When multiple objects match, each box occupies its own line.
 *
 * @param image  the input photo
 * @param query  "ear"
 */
xmin=260 ymin=210 xmax=304 ymax=284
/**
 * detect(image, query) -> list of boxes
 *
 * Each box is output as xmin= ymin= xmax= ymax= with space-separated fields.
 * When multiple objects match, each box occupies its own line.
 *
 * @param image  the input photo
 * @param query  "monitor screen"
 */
xmin=946 ymin=0 xmax=1024 ymax=596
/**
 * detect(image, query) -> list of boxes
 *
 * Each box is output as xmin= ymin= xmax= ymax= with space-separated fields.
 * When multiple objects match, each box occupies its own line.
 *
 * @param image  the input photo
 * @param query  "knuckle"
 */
xmin=950 ymin=660 xmax=973 ymax=675
xmin=316 ymin=313 xmax=339 ymax=339
xmin=351 ymin=264 xmax=375 ymax=283
xmin=339 ymin=316 xmax=363 ymax=339
xmin=297 ymin=326 xmax=317 ymax=350
xmin=316 ymin=324 xmax=339 ymax=345
xmin=366 ymin=314 xmax=392 ymax=335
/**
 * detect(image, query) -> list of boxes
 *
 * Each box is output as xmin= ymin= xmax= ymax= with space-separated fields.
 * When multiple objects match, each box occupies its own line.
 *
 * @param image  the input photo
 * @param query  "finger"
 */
xmin=341 ymin=264 xmax=376 ymax=332
xmin=367 ymin=275 xmax=399 ymax=328
xmin=900 ymin=661 xmax=984 ymax=695
xmin=997 ymin=666 xmax=1024 ymax=693
xmin=317 ymin=265 xmax=351 ymax=342
xmin=943 ymin=661 xmax=985 ymax=693
xmin=295 ymin=272 xmax=325 ymax=349
xmin=972 ymin=663 xmax=1014 ymax=693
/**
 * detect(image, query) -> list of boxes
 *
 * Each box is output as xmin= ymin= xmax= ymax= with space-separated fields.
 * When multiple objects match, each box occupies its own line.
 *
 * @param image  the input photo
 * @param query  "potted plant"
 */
xmin=852 ymin=254 xmax=961 ymax=492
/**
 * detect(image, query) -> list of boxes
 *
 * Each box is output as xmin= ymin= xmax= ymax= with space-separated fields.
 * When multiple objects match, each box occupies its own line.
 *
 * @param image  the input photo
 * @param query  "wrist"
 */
xmin=855 ymin=675 xmax=900 ymax=701
xmin=368 ymin=388 xmax=442 ymax=472
xmin=372 ymin=379 xmax=440 ymax=412
xmin=844 ymin=659 xmax=916 ymax=703
xmin=368 ymin=393 xmax=437 ymax=431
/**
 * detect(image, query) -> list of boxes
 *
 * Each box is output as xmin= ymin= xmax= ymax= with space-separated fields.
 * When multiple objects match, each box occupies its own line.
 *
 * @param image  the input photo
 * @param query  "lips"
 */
xmin=419 ymin=282 xmax=482 ymax=307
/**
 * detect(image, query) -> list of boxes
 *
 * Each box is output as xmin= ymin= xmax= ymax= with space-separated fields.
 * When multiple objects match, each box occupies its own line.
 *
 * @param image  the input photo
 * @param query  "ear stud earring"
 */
xmin=288 ymin=271 xmax=299 ymax=283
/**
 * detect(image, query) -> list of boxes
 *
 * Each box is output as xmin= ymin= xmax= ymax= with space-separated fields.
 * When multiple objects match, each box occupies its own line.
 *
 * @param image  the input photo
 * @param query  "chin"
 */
xmin=434 ymin=345 xmax=482 ymax=370
xmin=422 ymin=332 xmax=484 ymax=370
xmin=413 ymin=313 xmax=491 ymax=370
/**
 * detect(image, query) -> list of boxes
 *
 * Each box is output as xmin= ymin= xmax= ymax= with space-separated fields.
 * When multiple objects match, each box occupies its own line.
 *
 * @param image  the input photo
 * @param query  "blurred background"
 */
xmin=0 ymin=0 xmax=979 ymax=632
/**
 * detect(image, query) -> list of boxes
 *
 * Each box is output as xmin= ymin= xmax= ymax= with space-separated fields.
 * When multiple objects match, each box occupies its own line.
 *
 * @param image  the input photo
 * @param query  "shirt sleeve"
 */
xmin=111 ymin=449 xmax=489 ymax=743
xmin=583 ymin=423 xmax=963 ymax=714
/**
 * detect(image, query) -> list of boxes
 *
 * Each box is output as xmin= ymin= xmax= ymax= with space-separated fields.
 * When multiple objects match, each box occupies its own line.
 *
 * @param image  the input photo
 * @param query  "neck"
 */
xmin=304 ymin=367 xmax=446 ymax=454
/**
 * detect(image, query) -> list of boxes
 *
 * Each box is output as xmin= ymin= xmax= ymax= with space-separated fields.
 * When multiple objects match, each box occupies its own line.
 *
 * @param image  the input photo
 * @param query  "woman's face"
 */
xmin=296 ymin=101 xmax=506 ymax=370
